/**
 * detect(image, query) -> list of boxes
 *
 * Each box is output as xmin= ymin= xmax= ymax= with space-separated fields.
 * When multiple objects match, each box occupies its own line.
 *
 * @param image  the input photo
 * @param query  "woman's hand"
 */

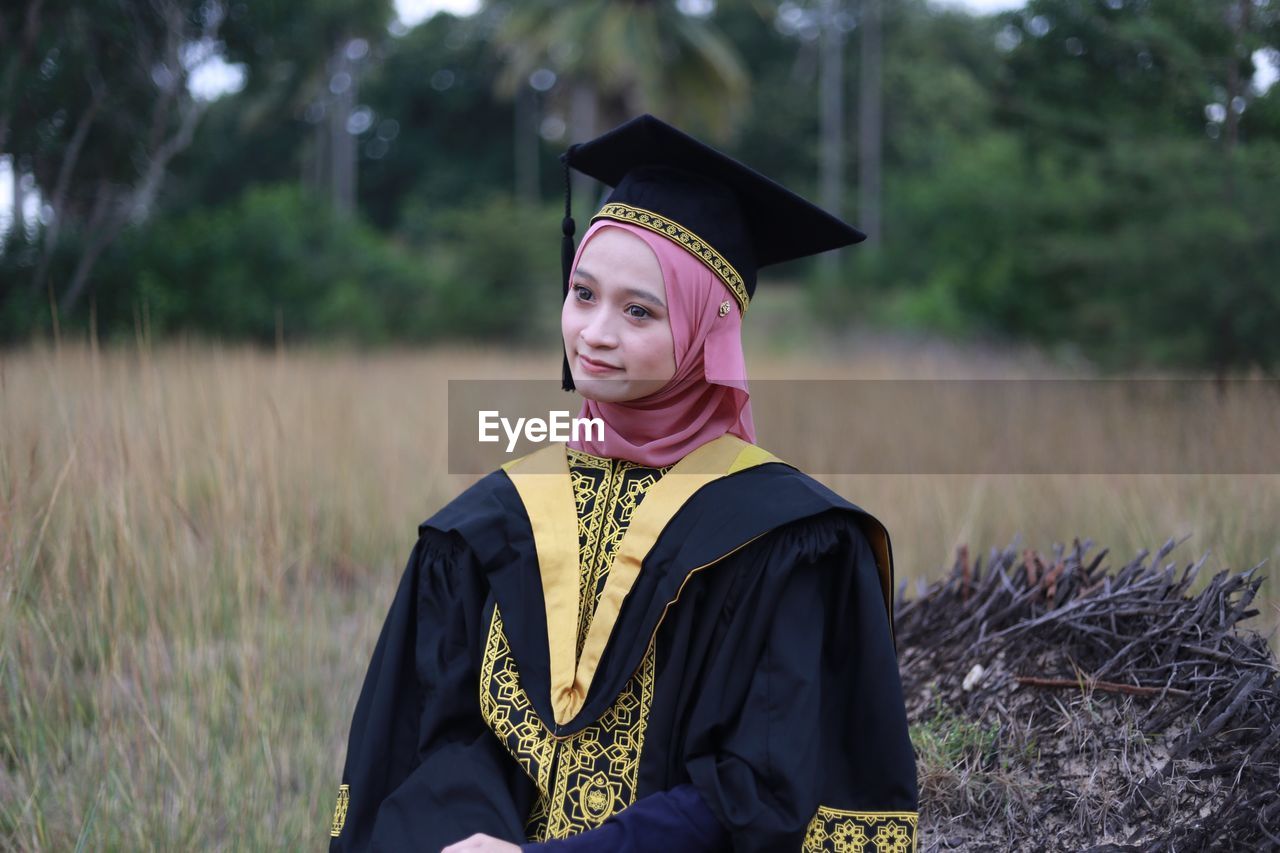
xmin=440 ymin=833 xmax=522 ymax=853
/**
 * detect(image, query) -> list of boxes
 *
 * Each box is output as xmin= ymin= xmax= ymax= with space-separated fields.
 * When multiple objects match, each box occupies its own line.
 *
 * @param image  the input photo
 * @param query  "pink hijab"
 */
xmin=565 ymin=219 xmax=756 ymax=466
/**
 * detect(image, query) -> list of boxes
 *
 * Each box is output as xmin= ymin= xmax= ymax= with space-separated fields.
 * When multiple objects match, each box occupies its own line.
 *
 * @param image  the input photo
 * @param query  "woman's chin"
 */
xmin=573 ymin=376 xmax=635 ymax=403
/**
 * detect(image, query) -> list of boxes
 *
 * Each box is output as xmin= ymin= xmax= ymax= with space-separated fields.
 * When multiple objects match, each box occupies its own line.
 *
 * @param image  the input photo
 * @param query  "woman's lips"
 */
xmin=578 ymin=354 xmax=621 ymax=375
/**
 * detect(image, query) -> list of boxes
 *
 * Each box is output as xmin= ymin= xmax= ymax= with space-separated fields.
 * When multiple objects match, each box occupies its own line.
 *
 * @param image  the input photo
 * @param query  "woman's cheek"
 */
xmin=561 ymin=305 xmax=581 ymax=342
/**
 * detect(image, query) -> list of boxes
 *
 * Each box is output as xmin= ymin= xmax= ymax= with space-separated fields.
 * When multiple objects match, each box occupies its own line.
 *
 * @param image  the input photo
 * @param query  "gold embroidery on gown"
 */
xmin=480 ymin=447 xmax=672 ymax=841
xmin=801 ymin=808 xmax=918 ymax=853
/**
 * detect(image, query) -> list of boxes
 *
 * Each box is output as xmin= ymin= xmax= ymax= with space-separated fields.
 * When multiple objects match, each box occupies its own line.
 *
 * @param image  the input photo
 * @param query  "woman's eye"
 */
xmin=573 ymin=285 xmax=592 ymax=301
xmin=626 ymin=305 xmax=650 ymax=319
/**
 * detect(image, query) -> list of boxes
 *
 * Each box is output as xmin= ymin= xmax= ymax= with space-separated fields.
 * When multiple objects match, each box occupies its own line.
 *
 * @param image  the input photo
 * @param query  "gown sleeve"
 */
xmin=329 ymin=531 xmax=536 ymax=852
xmin=519 ymin=783 xmax=728 ymax=852
xmin=681 ymin=512 xmax=919 ymax=853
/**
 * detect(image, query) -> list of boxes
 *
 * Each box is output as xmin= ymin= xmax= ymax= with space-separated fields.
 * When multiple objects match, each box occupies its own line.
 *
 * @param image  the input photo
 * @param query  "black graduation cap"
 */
xmin=558 ymin=113 xmax=866 ymax=391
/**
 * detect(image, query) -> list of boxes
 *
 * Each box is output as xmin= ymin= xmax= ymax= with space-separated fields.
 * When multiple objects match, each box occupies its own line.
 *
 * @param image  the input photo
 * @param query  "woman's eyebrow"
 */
xmin=573 ymin=267 xmax=666 ymax=309
xmin=622 ymin=287 xmax=666 ymax=309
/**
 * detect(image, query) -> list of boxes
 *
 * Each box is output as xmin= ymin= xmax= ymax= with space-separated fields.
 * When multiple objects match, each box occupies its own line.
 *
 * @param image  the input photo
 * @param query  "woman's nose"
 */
xmin=580 ymin=311 xmax=619 ymax=347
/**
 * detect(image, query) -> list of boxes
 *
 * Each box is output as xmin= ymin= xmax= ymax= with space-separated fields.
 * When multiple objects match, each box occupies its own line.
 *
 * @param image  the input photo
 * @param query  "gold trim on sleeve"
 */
xmin=859 ymin=514 xmax=896 ymax=641
xmin=802 ymin=808 xmax=918 ymax=853
xmin=591 ymin=202 xmax=750 ymax=316
xmin=329 ymin=784 xmax=350 ymax=838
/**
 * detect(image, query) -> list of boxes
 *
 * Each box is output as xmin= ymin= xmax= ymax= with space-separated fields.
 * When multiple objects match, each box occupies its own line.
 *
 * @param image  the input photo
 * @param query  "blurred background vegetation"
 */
xmin=3 ymin=0 xmax=1279 ymax=374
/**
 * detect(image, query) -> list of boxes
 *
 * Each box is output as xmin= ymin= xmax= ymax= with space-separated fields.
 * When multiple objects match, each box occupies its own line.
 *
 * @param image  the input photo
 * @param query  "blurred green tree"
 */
xmin=86 ymin=183 xmax=431 ymax=343
xmin=482 ymin=0 xmax=752 ymax=222
xmin=217 ymin=0 xmax=395 ymax=214
xmin=2 ymin=0 xmax=227 ymax=315
xmin=4 ymin=0 xmax=1279 ymax=375
xmin=0 ymin=0 xmax=396 ymax=322
xmin=818 ymin=0 xmax=1280 ymax=376
xmin=356 ymin=13 xmax=519 ymax=230
xmin=997 ymin=0 xmax=1280 ymax=149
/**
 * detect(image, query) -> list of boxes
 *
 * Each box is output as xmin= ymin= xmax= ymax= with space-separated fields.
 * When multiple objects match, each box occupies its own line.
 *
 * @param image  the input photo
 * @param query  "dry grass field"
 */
xmin=2 ymin=334 xmax=1277 ymax=849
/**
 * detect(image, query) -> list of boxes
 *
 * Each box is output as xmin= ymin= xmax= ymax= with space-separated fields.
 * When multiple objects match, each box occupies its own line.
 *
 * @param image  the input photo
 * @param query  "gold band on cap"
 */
xmin=591 ymin=202 xmax=749 ymax=315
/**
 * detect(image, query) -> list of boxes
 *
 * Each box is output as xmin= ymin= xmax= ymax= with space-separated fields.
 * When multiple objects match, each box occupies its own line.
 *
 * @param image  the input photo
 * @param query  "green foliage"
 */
xmin=911 ymin=696 xmax=1041 ymax=820
xmin=2 ymin=187 xmax=566 ymax=345
xmin=1067 ymin=139 xmax=1280 ymax=372
xmin=803 ymin=0 xmax=1280 ymax=374
xmin=911 ymin=698 xmax=1002 ymax=774
xmin=164 ymin=83 xmax=312 ymax=215
xmin=849 ymin=128 xmax=1280 ymax=373
xmin=485 ymin=0 xmax=749 ymax=139
xmin=2 ymin=1 xmax=196 ymax=195
xmin=400 ymin=194 xmax=564 ymax=342
xmin=220 ymin=0 xmax=395 ymax=81
xmin=88 ymin=185 xmax=432 ymax=343
xmin=5 ymin=0 xmax=1280 ymax=372
xmin=999 ymin=0 xmax=1218 ymax=145
xmin=356 ymin=13 xmax=521 ymax=230
xmin=0 ymin=235 xmax=45 ymax=339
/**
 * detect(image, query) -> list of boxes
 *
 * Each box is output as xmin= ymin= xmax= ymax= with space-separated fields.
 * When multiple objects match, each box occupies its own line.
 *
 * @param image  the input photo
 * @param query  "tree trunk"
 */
xmin=819 ymin=0 xmax=847 ymax=279
xmin=58 ymin=183 xmax=119 ymax=315
xmin=858 ymin=0 xmax=883 ymax=245
xmin=515 ymin=83 xmax=539 ymax=203
xmin=308 ymin=109 xmax=329 ymax=195
xmin=11 ymin=157 xmax=24 ymax=238
xmin=569 ymin=79 xmax=599 ymax=212
xmin=819 ymin=0 xmax=845 ymax=220
xmin=57 ymin=93 xmax=204 ymax=316
xmin=130 ymin=96 xmax=204 ymax=223
xmin=32 ymin=84 xmax=104 ymax=292
xmin=1216 ymin=0 xmax=1251 ymax=380
xmin=1223 ymin=0 xmax=1248 ymax=158
xmin=330 ymin=39 xmax=358 ymax=216
xmin=0 ymin=0 xmax=48 ymax=158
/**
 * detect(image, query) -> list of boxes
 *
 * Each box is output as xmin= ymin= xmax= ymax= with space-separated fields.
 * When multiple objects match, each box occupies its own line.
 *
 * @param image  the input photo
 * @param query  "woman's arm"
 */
xmin=330 ymin=533 xmax=534 ymax=851
xmin=520 ymin=783 xmax=727 ymax=852
xmin=681 ymin=513 xmax=918 ymax=852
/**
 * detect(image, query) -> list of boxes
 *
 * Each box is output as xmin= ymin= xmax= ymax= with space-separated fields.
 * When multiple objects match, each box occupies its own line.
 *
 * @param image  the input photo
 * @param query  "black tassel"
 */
xmin=560 ymin=145 xmax=579 ymax=392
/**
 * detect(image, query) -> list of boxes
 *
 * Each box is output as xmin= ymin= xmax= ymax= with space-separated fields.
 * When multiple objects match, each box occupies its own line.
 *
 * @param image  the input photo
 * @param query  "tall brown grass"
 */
xmin=1 ymin=338 xmax=1275 ymax=849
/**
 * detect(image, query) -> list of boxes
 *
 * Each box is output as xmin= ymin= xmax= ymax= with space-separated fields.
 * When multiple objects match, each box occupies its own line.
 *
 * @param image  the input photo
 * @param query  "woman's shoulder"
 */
xmin=688 ymin=447 xmax=885 ymax=530
xmin=412 ymin=468 xmax=526 ymax=562
xmin=713 ymin=455 xmax=896 ymax=615
xmin=632 ymin=446 xmax=892 ymax=586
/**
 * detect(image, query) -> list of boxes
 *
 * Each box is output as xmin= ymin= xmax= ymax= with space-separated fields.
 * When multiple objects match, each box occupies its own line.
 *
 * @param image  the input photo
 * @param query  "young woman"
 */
xmin=329 ymin=115 xmax=918 ymax=853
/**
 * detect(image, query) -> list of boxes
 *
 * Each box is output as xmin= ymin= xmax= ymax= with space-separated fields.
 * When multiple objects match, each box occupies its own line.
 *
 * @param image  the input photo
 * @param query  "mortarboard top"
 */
xmin=559 ymin=113 xmax=866 ymax=319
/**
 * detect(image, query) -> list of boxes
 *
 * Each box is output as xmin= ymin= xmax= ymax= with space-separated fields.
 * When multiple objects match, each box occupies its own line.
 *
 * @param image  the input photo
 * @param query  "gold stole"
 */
xmin=501 ymin=433 xmax=782 ymax=726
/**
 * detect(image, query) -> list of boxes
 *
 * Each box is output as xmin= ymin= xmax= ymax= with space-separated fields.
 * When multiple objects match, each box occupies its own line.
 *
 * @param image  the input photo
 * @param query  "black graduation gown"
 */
xmin=329 ymin=434 xmax=918 ymax=852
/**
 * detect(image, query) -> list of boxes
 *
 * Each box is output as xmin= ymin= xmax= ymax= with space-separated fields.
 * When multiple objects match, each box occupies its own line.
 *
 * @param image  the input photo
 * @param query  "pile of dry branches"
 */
xmin=895 ymin=535 xmax=1279 ymax=851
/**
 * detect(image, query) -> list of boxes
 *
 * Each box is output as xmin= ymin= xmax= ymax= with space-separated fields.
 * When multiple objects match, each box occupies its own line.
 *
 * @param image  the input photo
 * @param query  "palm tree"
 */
xmin=484 ymin=0 xmax=750 ymax=152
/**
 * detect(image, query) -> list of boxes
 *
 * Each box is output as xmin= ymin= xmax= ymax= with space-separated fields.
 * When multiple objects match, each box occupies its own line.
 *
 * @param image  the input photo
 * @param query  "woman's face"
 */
xmin=562 ymin=227 xmax=676 ymax=403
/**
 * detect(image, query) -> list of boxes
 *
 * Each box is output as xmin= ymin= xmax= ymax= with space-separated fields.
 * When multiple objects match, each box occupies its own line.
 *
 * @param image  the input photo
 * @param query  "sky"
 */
xmin=395 ymin=0 xmax=476 ymax=26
